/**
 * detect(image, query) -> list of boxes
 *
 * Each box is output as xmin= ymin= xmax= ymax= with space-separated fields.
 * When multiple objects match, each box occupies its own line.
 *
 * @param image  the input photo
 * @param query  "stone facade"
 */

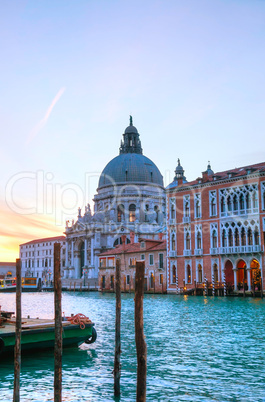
xmin=166 ymin=160 xmax=265 ymax=294
xmin=64 ymin=118 xmax=166 ymax=282
xmin=19 ymin=236 xmax=66 ymax=285
xmin=98 ymin=234 xmax=167 ymax=293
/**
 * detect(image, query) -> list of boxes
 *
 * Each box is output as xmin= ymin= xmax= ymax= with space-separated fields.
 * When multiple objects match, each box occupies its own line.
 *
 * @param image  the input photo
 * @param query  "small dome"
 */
xmin=125 ymin=125 xmax=138 ymax=134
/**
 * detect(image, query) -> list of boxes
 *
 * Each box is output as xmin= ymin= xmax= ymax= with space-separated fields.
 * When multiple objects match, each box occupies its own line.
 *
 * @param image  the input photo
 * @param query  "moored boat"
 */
xmin=0 ymin=312 xmax=97 ymax=357
xmin=0 ymin=277 xmax=41 ymax=292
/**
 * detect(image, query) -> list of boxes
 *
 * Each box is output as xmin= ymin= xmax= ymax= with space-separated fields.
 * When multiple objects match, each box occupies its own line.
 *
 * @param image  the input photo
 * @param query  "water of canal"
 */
xmin=0 ymin=292 xmax=265 ymax=402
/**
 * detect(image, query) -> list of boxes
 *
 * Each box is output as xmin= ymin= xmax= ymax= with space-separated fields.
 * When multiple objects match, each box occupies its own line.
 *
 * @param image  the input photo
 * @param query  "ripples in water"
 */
xmin=0 ymin=292 xmax=265 ymax=401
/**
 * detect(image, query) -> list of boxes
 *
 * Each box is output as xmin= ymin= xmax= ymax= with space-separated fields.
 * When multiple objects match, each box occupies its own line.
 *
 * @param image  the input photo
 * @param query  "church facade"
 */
xmin=64 ymin=118 xmax=166 ymax=281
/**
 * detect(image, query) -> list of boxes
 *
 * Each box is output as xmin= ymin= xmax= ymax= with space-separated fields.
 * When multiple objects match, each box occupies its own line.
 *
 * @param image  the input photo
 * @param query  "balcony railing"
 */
xmin=219 ymin=245 xmax=262 ymax=254
xmin=183 ymin=216 xmax=191 ymax=223
xmin=210 ymin=247 xmax=219 ymax=255
xmin=169 ymin=218 xmax=176 ymax=225
xmin=194 ymin=248 xmax=203 ymax=256
xmin=169 ymin=251 xmax=176 ymax=257
xmin=184 ymin=250 xmax=191 ymax=256
xmin=220 ymin=207 xmax=259 ymax=218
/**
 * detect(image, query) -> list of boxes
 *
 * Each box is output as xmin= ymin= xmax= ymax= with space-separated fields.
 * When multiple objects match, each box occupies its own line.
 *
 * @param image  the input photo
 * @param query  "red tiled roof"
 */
xmin=20 ymin=236 xmax=66 ymax=246
xmin=0 ymin=262 xmax=16 ymax=266
xmin=99 ymin=239 xmax=166 ymax=256
xmin=169 ymin=161 xmax=265 ymax=190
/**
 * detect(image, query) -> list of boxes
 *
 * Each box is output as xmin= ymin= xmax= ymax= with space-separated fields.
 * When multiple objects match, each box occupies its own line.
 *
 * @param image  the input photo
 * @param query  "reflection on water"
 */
xmin=1 ymin=292 xmax=265 ymax=401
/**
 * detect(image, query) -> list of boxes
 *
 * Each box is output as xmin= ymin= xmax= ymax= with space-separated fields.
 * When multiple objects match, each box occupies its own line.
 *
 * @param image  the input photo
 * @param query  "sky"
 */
xmin=1 ymin=0 xmax=265 ymax=261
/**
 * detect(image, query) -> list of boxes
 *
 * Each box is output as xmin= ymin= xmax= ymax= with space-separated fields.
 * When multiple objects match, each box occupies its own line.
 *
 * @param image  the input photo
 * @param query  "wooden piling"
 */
xmin=54 ymin=243 xmax=62 ymax=402
xmin=114 ymin=259 xmax=121 ymax=397
xmin=74 ymin=282 xmax=76 ymax=292
xmin=124 ymin=276 xmax=126 ymax=293
xmin=194 ymin=280 xmax=197 ymax=296
xmin=13 ymin=258 xmax=22 ymax=402
xmin=135 ymin=261 xmax=147 ymax=402
xmin=261 ymin=278 xmax=263 ymax=299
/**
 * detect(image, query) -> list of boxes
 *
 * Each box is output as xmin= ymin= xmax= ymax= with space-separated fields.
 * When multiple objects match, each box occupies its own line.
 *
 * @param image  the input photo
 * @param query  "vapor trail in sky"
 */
xmin=26 ymin=87 xmax=66 ymax=144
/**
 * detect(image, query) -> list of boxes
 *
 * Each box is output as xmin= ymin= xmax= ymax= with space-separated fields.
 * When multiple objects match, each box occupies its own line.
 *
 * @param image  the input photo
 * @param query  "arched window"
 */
xmin=186 ymin=233 xmax=191 ymax=250
xmin=198 ymin=264 xmax=203 ymax=283
xmin=195 ymin=200 xmax=200 ymax=218
xmin=154 ymin=205 xmax=159 ymax=223
xmin=211 ymin=199 xmax=216 ymax=216
xmin=239 ymin=193 xmax=244 ymax=210
xmin=213 ymin=263 xmax=218 ymax=283
xmin=221 ymin=197 xmax=225 ymax=213
xmin=254 ymin=228 xmax=260 ymax=246
xmin=186 ymin=265 xmax=191 ymax=284
xmin=117 ymin=204 xmax=124 ymax=222
xmin=171 ymin=233 xmax=176 ymax=251
xmin=241 ymin=227 xmax=246 ymax=246
xmin=129 ymin=204 xmax=136 ymax=222
xmin=247 ymin=228 xmax=253 ymax=246
xmin=212 ymin=230 xmax=217 ymax=248
xmin=235 ymin=228 xmax=239 ymax=246
xmin=196 ymin=232 xmax=202 ymax=249
xmin=45 ymin=258 xmax=48 ymax=267
xmin=222 ymin=230 xmax=227 ymax=247
xmin=172 ymin=265 xmax=176 ymax=284
xmin=227 ymin=196 xmax=232 ymax=212
xmin=246 ymin=193 xmax=250 ymax=209
xmin=252 ymin=191 xmax=258 ymax=209
xmin=185 ymin=202 xmax=189 ymax=217
xmin=170 ymin=203 xmax=175 ymax=220
xmin=228 ymin=228 xmax=233 ymax=247
xmin=145 ymin=204 xmax=149 ymax=222
xmin=114 ymin=237 xmax=130 ymax=246
xmin=233 ymin=194 xmax=238 ymax=211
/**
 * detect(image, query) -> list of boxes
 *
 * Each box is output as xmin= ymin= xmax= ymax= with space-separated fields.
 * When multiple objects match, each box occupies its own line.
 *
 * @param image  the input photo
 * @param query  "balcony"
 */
xmin=169 ymin=218 xmax=176 ymax=225
xmin=210 ymin=247 xmax=219 ymax=255
xmin=169 ymin=251 xmax=176 ymax=257
xmin=183 ymin=216 xmax=191 ymax=223
xmin=184 ymin=250 xmax=191 ymax=256
xmin=219 ymin=245 xmax=262 ymax=254
xmin=194 ymin=249 xmax=203 ymax=256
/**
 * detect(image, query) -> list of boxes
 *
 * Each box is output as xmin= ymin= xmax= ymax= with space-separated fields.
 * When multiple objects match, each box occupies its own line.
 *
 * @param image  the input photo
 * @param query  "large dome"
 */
xmin=98 ymin=153 xmax=164 ymax=189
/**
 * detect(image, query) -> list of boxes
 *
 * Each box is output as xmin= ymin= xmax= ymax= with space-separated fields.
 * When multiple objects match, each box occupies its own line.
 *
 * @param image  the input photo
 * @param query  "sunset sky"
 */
xmin=1 ymin=0 xmax=265 ymax=261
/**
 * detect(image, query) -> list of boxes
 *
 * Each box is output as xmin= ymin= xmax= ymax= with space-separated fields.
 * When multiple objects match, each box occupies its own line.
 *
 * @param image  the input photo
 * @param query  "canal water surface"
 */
xmin=0 ymin=292 xmax=265 ymax=401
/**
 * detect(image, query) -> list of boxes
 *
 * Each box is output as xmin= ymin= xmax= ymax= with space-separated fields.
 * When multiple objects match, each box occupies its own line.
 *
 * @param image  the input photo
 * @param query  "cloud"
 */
xmin=26 ymin=87 xmax=66 ymax=145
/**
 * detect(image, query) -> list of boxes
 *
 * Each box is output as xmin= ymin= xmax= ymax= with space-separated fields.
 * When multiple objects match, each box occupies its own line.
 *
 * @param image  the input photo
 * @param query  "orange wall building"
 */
xmin=98 ymin=234 xmax=167 ymax=293
xmin=166 ymin=160 xmax=265 ymax=295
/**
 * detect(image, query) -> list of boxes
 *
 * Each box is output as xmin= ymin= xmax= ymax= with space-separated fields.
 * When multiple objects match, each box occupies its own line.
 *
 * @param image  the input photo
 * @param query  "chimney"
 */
xmin=130 ymin=231 xmax=135 ymax=244
xmin=158 ymin=232 xmax=163 ymax=240
xmin=121 ymin=234 xmax=127 ymax=250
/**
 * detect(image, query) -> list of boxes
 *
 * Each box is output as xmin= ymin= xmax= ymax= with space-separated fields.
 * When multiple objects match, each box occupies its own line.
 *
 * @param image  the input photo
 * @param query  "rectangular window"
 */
xmin=141 ymin=254 xmax=145 ymax=260
xmin=159 ymin=253 xmax=163 ymax=269
xmin=110 ymin=275 xmax=114 ymax=289
xmin=102 ymin=275 xmax=105 ymax=289
xmin=126 ymin=275 xmax=130 ymax=285
xmin=149 ymin=254 xmax=154 ymax=265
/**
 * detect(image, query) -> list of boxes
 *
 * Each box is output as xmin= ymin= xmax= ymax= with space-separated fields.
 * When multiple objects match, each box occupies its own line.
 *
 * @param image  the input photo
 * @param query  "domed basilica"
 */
xmin=64 ymin=117 xmax=166 ymax=280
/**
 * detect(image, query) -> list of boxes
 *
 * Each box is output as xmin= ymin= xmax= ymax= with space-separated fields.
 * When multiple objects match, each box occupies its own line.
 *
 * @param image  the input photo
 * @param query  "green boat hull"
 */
xmin=0 ymin=324 xmax=97 ymax=356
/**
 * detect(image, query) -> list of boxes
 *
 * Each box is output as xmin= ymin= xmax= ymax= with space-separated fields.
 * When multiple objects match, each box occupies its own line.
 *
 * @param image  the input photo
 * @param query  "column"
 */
xmin=71 ymin=241 xmax=74 ymax=267
xmin=65 ymin=241 xmax=69 ymax=267
xmin=246 ymin=267 xmax=251 ymax=290
xmin=233 ymin=268 xmax=238 ymax=290
xmin=84 ymin=238 xmax=88 ymax=266
xmin=91 ymin=238 xmax=94 ymax=266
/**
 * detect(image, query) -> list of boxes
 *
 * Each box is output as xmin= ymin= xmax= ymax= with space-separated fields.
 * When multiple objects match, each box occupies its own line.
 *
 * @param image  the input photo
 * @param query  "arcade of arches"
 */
xmin=224 ymin=258 xmax=261 ymax=291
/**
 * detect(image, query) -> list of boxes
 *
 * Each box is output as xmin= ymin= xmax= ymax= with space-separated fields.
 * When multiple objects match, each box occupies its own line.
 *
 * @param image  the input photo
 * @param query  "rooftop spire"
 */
xmin=129 ymin=115 xmax=133 ymax=126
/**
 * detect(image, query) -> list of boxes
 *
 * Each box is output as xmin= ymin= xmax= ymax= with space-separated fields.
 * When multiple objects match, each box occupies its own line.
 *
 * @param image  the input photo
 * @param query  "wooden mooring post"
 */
xmin=261 ymin=278 xmax=263 ymax=299
xmin=114 ymin=259 xmax=121 ymax=397
xmin=54 ymin=243 xmax=62 ymax=402
xmin=135 ymin=261 xmax=147 ymax=402
xmin=13 ymin=258 xmax=22 ymax=402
